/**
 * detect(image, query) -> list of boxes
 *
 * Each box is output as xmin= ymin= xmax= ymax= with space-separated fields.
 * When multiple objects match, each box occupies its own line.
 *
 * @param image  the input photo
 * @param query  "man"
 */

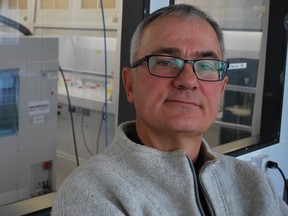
xmin=52 ymin=4 xmax=288 ymax=215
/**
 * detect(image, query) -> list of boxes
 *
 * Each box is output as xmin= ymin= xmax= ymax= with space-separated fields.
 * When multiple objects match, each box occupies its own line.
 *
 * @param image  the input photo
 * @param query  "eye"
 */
xmin=195 ymin=61 xmax=214 ymax=71
xmin=149 ymin=56 xmax=183 ymax=73
xmin=156 ymin=57 xmax=176 ymax=67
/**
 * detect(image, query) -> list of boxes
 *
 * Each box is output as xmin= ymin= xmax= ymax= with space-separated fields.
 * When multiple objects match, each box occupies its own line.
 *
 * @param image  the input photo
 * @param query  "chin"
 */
xmin=165 ymin=121 xmax=204 ymax=133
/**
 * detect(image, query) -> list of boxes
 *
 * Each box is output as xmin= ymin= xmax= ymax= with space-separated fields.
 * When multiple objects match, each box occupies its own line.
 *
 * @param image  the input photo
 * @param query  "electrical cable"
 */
xmin=81 ymin=114 xmax=95 ymax=156
xmin=0 ymin=14 xmax=32 ymax=36
xmin=96 ymin=104 xmax=105 ymax=154
xmin=96 ymin=117 xmax=103 ymax=154
xmin=266 ymin=160 xmax=288 ymax=203
xmin=59 ymin=66 xmax=80 ymax=167
xmin=99 ymin=0 xmax=109 ymax=148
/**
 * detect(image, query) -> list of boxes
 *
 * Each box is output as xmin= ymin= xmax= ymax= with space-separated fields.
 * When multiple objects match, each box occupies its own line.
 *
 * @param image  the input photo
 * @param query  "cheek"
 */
xmin=203 ymin=86 xmax=224 ymax=115
xmin=133 ymin=78 xmax=168 ymax=110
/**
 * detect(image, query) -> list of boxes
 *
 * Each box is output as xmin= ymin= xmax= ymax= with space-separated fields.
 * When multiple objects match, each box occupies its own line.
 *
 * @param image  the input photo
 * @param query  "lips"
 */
xmin=165 ymin=99 xmax=200 ymax=107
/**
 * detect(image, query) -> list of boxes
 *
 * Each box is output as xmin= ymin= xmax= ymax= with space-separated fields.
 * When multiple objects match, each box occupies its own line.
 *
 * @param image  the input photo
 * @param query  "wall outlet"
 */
xmin=251 ymin=155 xmax=270 ymax=171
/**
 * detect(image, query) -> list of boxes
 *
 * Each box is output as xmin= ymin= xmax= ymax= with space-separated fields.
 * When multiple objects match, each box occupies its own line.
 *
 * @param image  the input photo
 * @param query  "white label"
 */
xmin=33 ymin=115 xmax=45 ymax=124
xmin=29 ymin=100 xmax=50 ymax=116
xmin=229 ymin=63 xmax=247 ymax=70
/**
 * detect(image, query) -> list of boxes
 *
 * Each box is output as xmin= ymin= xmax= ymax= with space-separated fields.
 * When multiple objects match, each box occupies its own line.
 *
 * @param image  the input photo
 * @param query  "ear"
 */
xmin=221 ymin=76 xmax=228 ymax=94
xmin=122 ymin=66 xmax=134 ymax=103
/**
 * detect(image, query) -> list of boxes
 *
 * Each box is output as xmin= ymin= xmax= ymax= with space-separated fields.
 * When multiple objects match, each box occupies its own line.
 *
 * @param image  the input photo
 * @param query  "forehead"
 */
xmin=139 ymin=16 xmax=222 ymax=59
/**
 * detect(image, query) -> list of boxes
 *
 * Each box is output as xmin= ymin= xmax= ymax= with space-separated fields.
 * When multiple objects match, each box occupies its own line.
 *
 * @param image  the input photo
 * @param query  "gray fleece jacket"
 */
xmin=52 ymin=121 xmax=288 ymax=216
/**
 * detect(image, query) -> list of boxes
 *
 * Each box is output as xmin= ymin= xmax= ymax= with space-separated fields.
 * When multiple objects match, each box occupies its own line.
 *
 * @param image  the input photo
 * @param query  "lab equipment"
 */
xmin=0 ymin=37 xmax=58 ymax=205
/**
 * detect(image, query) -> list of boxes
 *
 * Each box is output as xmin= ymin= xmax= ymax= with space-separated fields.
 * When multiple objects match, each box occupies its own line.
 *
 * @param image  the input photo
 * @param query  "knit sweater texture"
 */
xmin=52 ymin=121 xmax=288 ymax=216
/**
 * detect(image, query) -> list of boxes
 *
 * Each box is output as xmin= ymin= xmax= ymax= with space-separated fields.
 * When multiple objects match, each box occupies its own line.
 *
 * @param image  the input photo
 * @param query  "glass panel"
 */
xmin=205 ymin=0 xmax=265 ymax=146
xmin=82 ymin=0 xmax=98 ymax=9
xmin=8 ymin=0 xmax=17 ymax=9
xmin=82 ymin=0 xmax=117 ymax=9
xmin=0 ymin=69 xmax=19 ymax=136
xmin=99 ymin=0 xmax=116 ymax=9
xmin=19 ymin=0 xmax=27 ymax=9
xmin=41 ymin=0 xmax=53 ymax=9
xmin=219 ymin=58 xmax=257 ymax=144
xmin=55 ymin=0 xmax=69 ymax=9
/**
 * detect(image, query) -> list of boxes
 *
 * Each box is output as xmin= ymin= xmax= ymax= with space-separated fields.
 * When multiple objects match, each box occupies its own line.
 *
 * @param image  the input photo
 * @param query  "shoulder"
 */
xmin=51 ymin=153 xmax=126 ymax=215
xmin=201 ymin=140 xmax=263 ymax=178
xmin=204 ymin=152 xmax=277 ymax=197
xmin=55 ymin=154 xmax=113 ymax=195
xmin=213 ymin=152 xmax=266 ymax=178
xmin=200 ymin=153 xmax=288 ymax=215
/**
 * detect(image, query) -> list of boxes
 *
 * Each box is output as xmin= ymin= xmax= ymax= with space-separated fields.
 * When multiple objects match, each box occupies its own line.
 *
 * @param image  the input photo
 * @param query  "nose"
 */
xmin=173 ymin=63 xmax=199 ymax=90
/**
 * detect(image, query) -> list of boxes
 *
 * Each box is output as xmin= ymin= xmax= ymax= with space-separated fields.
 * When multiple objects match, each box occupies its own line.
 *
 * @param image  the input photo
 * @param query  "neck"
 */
xmin=136 ymin=121 xmax=203 ymax=163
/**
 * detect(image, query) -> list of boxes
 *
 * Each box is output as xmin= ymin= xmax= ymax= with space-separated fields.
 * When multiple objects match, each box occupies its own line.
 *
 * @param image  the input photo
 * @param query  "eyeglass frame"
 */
xmin=130 ymin=54 xmax=229 ymax=82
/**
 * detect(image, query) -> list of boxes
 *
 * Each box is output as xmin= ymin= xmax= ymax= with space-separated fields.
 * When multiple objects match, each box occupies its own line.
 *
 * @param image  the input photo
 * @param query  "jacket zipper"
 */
xmin=198 ymin=162 xmax=217 ymax=216
xmin=186 ymin=156 xmax=206 ymax=216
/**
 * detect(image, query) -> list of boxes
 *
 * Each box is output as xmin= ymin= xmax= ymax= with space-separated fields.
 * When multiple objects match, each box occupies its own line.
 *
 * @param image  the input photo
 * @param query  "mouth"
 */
xmin=165 ymin=99 xmax=200 ymax=107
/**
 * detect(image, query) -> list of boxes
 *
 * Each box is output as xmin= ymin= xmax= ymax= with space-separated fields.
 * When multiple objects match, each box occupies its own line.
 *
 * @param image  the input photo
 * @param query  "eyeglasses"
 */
xmin=131 ymin=55 xmax=229 ymax=82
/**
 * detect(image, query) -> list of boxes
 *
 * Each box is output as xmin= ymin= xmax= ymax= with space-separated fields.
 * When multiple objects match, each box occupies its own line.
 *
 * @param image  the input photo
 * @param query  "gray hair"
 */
xmin=129 ymin=4 xmax=225 ymax=65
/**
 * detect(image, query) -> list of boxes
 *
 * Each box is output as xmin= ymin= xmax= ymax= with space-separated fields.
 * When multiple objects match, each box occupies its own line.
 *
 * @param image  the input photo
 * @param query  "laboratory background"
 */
xmin=0 ymin=0 xmax=287 ymax=215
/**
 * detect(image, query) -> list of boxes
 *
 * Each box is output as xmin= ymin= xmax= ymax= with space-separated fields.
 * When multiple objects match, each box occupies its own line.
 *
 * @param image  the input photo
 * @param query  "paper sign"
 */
xmin=29 ymin=100 xmax=50 ymax=116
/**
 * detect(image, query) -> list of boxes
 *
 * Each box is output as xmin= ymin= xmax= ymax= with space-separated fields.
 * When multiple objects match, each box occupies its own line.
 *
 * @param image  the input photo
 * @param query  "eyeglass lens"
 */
xmin=148 ymin=56 xmax=227 ymax=81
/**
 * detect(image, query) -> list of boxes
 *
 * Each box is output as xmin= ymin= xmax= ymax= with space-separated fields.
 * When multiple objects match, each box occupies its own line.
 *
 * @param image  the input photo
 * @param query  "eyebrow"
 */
xmin=151 ymin=47 xmax=220 ymax=59
xmin=194 ymin=51 xmax=219 ymax=59
xmin=151 ymin=47 xmax=181 ymax=56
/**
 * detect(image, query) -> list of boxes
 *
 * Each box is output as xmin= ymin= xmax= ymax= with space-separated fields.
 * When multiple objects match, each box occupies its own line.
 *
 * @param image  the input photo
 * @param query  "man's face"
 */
xmin=123 ymin=16 xmax=228 ymax=137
